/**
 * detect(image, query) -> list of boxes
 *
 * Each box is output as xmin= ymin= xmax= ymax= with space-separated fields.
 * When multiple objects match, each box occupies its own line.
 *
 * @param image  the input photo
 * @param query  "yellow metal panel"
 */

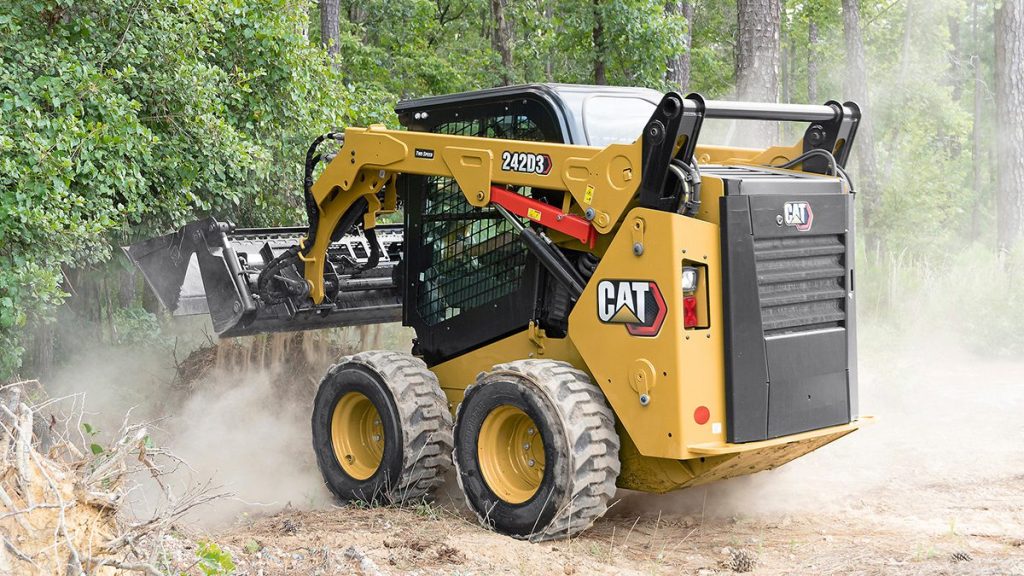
xmin=441 ymin=146 xmax=493 ymax=206
xmin=301 ymin=171 xmax=386 ymax=303
xmin=694 ymin=174 xmax=724 ymax=225
xmin=615 ymin=418 xmax=870 ymax=493
xmin=568 ymin=208 xmax=726 ymax=460
xmin=317 ymin=126 xmax=641 ymax=224
xmin=430 ymin=329 xmax=585 ymax=409
xmin=687 ymin=416 xmax=875 ymax=455
xmin=694 ymin=142 xmax=804 ymax=166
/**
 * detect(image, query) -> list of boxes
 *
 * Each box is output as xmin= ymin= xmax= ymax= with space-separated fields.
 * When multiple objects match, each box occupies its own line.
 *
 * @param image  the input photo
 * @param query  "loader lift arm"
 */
xmin=301 ymin=92 xmax=706 ymax=304
xmin=126 ymin=88 xmax=859 ymax=339
xmin=299 ymin=91 xmax=858 ymax=307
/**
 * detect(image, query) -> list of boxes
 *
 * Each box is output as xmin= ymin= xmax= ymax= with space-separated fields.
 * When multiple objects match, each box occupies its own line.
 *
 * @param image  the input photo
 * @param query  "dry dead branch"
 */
xmin=0 ymin=380 xmax=228 ymax=575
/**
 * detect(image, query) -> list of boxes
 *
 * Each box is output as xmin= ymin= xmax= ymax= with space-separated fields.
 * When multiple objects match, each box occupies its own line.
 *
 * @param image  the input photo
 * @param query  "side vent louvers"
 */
xmin=754 ymin=234 xmax=846 ymax=334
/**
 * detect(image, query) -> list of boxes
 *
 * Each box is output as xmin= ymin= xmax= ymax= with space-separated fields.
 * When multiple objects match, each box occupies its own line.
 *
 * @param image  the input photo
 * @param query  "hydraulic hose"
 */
xmin=670 ymin=159 xmax=702 ymax=216
xmin=769 ymin=149 xmax=855 ymax=193
xmin=302 ymin=131 xmax=346 ymax=255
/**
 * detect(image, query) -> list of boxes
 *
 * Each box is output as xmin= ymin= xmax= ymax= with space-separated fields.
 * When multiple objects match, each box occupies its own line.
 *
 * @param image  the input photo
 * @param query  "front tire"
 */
xmin=453 ymin=360 xmax=620 ymax=541
xmin=312 ymin=351 xmax=453 ymax=504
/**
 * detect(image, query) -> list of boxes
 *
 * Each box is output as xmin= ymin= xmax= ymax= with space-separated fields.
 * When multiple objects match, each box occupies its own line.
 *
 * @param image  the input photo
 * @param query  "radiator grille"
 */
xmin=754 ymin=234 xmax=847 ymax=334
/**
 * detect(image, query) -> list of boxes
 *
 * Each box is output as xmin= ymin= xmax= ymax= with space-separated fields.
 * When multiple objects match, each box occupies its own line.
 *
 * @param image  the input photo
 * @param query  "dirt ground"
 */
xmin=158 ymin=326 xmax=1024 ymax=576
xmin=42 ymin=320 xmax=1023 ymax=575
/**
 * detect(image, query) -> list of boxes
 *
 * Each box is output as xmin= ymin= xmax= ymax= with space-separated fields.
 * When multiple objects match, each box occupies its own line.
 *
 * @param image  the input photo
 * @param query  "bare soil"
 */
xmin=180 ymin=331 xmax=1024 ymax=576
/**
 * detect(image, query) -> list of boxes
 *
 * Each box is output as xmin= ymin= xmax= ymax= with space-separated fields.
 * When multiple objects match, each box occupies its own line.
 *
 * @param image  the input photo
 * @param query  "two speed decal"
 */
xmin=501 ymin=151 xmax=551 ymax=175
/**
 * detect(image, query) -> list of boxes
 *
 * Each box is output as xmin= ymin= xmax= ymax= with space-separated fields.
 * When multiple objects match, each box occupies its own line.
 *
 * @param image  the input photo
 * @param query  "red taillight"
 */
xmin=683 ymin=295 xmax=698 ymax=328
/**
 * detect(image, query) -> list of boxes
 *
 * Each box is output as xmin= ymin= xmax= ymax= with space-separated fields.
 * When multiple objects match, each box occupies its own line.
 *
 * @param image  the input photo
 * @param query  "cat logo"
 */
xmin=783 ymin=201 xmax=814 ymax=232
xmin=596 ymin=280 xmax=667 ymax=337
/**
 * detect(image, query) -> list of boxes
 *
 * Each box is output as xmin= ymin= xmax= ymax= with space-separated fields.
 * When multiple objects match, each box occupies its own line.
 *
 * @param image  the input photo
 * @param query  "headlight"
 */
xmin=682 ymin=266 xmax=699 ymax=293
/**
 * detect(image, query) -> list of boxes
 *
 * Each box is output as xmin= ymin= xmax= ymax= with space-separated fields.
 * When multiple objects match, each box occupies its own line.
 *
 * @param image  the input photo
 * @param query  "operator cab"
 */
xmin=396 ymin=83 xmax=663 ymax=147
xmin=396 ymin=85 xmax=602 ymax=364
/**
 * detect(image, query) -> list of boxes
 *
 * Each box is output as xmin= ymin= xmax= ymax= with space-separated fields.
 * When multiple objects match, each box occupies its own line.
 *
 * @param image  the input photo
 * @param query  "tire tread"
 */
xmin=322 ymin=350 xmax=453 ymax=503
xmin=455 ymin=359 xmax=620 ymax=541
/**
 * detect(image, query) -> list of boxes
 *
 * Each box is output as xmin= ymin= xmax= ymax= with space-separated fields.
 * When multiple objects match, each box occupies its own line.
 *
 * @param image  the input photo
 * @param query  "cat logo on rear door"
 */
xmin=596 ymin=280 xmax=667 ymax=337
xmin=783 ymin=201 xmax=814 ymax=232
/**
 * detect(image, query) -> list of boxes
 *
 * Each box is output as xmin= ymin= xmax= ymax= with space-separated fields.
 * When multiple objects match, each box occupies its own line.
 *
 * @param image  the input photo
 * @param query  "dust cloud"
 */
xmin=163 ymin=368 xmax=329 ymax=526
xmin=44 ymin=326 xmax=409 ymax=528
xmin=610 ymin=316 xmax=1024 ymax=524
xmin=41 ymin=293 xmax=1024 ymax=532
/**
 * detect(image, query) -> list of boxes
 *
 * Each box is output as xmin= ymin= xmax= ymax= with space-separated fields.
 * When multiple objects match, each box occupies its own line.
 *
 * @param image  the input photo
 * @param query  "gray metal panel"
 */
xmin=845 ymin=195 xmax=859 ymax=419
xmin=739 ymin=176 xmax=843 ymax=197
xmin=174 ymin=255 xmax=210 ymax=315
xmin=765 ymin=328 xmax=850 ymax=437
xmin=748 ymin=192 xmax=848 ymax=239
xmin=713 ymin=164 xmax=857 ymax=443
xmin=721 ymin=195 xmax=770 ymax=443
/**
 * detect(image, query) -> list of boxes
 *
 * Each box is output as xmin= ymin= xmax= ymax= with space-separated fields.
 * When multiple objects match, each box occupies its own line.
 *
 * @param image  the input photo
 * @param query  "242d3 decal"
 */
xmin=500 ymin=151 xmax=551 ymax=175
xmin=596 ymin=280 xmax=667 ymax=337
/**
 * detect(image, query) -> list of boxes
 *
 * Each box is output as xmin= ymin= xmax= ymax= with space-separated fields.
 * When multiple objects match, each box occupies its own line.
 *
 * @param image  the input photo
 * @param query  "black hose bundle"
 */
xmin=302 ymin=132 xmax=346 ymax=255
xmin=257 ymin=246 xmax=302 ymax=305
xmin=770 ymin=149 xmax=855 ymax=193
xmin=670 ymin=159 xmax=702 ymax=216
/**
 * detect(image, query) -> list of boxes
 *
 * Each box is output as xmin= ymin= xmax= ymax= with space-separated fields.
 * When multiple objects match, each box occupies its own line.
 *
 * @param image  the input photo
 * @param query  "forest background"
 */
xmin=2 ymin=0 xmax=1023 ymax=380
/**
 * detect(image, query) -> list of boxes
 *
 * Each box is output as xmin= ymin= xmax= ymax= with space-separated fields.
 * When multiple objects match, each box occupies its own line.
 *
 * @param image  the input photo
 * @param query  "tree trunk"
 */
xmin=665 ymin=1 xmax=692 ymax=91
xmin=319 ymin=0 xmax=340 ymax=57
xmin=808 ymin=19 xmax=819 ymax=102
xmin=781 ymin=21 xmax=792 ymax=104
xmin=995 ymin=0 xmax=1024 ymax=252
xmin=593 ymin=0 xmax=607 ymax=85
xmin=949 ymin=14 xmax=964 ymax=101
xmin=970 ymin=0 xmax=984 ymax=240
xmin=842 ymin=0 xmax=881 ymax=243
xmin=735 ymin=0 xmax=781 ymax=145
xmin=899 ymin=0 xmax=915 ymax=81
xmin=491 ymin=0 xmax=514 ymax=85
xmin=545 ymin=2 xmax=555 ymax=81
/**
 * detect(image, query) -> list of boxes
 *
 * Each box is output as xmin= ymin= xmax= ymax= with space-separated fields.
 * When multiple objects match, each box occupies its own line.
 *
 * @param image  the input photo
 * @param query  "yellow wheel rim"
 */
xmin=331 ymin=392 xmax=385 ymax=481
xmin=477 ymin=405 xmax=545 ymax=504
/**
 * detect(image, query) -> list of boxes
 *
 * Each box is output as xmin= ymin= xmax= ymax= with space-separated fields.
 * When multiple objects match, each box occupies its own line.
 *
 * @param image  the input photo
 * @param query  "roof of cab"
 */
xmin=395 ymin=83 xmax=664 ymax=145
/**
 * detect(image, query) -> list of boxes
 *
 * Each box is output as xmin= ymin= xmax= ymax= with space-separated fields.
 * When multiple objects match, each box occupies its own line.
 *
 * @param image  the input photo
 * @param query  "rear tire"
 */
xmin=312 ymin=351 xmax=453 ymax=504
xmin=453 ymin=360 xmax=620 ymax=541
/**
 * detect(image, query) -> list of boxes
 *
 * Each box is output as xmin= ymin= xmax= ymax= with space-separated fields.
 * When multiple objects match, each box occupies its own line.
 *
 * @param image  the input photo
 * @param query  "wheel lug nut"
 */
xmin=527 ymin=428 xmax=535 ymax=435
xmin=522 ymin=442 xmax=530 ymax=450
xmin=373 ymin=435 xmax=381 ymax=442
xmin=528 ymin=459 xmax=535 ymax=467
xmin=374 ymin=419 xmax=381 ymax=426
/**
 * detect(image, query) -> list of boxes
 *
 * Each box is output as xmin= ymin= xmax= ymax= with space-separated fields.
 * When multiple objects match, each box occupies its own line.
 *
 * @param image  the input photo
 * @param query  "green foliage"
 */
xmin=516 ymin=0 xmax=688 ymax=88
xmin=110 ymin=306 xmax=167 ymax=347
xmin=860 ymin=242 xmax=1024 ymax=357
xmin=194 ymin=541 xmax=236 ymax=576
xmin=690 ymin=0 xmax=738 ymax=96
xmin=82 ymin=422 xmax=103 ymax=454
xmin=951 ymin=246 xmax=1024 ymax=357
xmin=0 ymin=0 xmax=1012 ymax=377
xmin=242 ymin=539 xmax=262 ymax=554
xmin=0 ymin=0 xmax=392 ymax=378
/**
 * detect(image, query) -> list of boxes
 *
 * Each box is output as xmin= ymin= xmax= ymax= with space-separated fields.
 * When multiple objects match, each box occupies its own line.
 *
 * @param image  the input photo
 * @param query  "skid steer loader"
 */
xmin=125 ymin=84 xmax=873 ymax=541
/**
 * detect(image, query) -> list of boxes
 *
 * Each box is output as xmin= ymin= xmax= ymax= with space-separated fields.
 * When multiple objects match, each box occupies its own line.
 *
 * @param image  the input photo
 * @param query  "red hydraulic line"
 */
xmin=489 ymin=186 xmax=597 ymax=248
